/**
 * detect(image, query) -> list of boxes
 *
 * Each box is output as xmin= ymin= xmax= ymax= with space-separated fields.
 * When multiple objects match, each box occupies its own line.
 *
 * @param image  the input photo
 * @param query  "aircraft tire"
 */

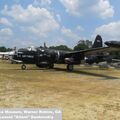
xmin=21 ymin=64 xmax=26 ymax=70
xmin=67 ymin=64 xmax=73 ymax=71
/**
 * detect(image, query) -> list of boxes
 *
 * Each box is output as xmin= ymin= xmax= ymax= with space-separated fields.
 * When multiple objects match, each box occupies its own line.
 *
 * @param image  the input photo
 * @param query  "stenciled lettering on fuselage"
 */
xmin=18 ymin=54 xmax=34 ymax=58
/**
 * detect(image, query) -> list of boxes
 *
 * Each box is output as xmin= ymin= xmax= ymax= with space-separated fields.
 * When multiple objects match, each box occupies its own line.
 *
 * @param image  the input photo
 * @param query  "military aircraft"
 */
xmin=85 ymin=35 xmax=113 ymax=64
xmin=104 ymin=41 xmax=120 ymax=47
xmin=12 ymin=35 xmax=120 ymax=71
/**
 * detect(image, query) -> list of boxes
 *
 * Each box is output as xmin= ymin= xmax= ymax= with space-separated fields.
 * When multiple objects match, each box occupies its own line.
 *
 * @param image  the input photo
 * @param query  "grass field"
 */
xmin=0 ymin=60 xmax=120 ymax=120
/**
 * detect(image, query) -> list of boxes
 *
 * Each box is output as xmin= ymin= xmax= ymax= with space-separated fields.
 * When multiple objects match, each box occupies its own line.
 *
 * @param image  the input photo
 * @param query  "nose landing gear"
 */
xmin=21 ymin=64 xmax=26 ymax=70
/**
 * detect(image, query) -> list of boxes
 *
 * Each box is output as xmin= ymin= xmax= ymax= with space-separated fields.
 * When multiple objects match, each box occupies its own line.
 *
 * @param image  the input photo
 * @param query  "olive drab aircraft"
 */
xmin=12 ymin=35 xmax=120 ymax=71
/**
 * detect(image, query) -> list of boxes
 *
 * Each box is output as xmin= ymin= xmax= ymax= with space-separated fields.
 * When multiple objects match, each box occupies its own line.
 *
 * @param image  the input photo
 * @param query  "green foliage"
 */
xmin=0 ymin=46 xmax=6 ymax=52
xmin=74 ymin=43 xmax=89 ymax=51
xmin=6 ymin=48 xmax=12 ymax=51
xmin=0 ymin=46 xmax=12 ymax=52
xmin=49 ymin=45 xmax=72 ymax=51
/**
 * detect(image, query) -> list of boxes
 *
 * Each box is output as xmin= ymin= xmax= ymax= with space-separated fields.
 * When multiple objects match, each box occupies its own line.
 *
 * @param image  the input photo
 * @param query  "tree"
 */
xmin=74 ymin=43 xmax=89 ymax=51
xmin=0 ymin=46 xmax=12 ymax=52
xmin=0 ymin=46 xmax=7 ymax=52
xmin=6 ymin=48 xmax=12 ymax=51
xmin=49 ymin=45 xmax=72 ymax=51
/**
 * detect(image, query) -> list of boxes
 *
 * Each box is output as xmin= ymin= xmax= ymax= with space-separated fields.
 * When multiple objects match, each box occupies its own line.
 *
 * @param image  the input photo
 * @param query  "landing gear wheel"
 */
xmin=21 ymin=64 xmax=26 ymax=70
xmin=67 ymin=64 xmax=74 ymax=71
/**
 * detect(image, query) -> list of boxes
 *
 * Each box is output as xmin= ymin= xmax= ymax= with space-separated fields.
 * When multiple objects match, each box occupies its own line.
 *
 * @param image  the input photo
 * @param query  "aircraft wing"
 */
xmin=0 ymin=52 xmax=8 ymax=55
xmin=66 ymin=47 xmax=119 ymax=56
xmin=0 ymin=51 xmax=15 ymax=55
xmin=112 ymin=59 xmax=120 ymax=62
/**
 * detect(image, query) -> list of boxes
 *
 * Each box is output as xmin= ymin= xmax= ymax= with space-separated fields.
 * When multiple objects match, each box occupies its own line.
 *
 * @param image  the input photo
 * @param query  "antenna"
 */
xmin=44 ymin=42 xmax=47 ymax=48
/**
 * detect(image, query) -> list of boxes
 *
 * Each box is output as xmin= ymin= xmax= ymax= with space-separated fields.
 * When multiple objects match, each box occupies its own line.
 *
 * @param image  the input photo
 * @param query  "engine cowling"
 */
xmin=85 ymin=56 xmax=98 ymax=65
xmin=64 ymin=58 xmax=74 ymax=64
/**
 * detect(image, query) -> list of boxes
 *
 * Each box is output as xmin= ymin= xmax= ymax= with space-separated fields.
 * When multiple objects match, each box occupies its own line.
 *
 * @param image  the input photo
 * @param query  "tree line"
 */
xmin=0 ymin=46 xmax=12 ymax=52
xmin=0 ymin=42 xmax=89 ymax=52
xmin=49 ymin=43 xmax=88 ymax=51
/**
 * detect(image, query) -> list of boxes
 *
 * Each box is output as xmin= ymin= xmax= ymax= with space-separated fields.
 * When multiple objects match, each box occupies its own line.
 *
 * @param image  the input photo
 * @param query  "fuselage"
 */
xmin=13 ymin=47 xmax=82 ymax=66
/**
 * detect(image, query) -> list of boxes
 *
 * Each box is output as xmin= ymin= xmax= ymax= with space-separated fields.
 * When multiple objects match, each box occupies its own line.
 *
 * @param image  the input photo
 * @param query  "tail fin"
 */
xmin=92 ymin=35 xmax=103 ymax=48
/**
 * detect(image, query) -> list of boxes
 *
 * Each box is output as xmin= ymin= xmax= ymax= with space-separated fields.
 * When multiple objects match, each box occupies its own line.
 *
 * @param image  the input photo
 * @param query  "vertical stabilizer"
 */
xmin=92 ymin=35 xmax=103 ymax=48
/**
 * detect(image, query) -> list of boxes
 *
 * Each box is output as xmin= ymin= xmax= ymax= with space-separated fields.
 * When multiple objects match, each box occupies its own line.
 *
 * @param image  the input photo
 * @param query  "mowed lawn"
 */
xmin=0 ymin=60 xmax=120 ymax=120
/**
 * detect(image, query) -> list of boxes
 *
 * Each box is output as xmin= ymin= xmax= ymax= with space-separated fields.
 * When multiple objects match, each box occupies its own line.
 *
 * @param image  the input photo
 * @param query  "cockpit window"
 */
xmin=27 ymin=46 xmax=37 ymax=51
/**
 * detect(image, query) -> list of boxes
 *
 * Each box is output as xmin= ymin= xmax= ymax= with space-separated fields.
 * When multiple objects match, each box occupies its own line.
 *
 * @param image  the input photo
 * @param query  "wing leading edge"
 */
xmin=65 ymin=47 xmax=119 ymax=56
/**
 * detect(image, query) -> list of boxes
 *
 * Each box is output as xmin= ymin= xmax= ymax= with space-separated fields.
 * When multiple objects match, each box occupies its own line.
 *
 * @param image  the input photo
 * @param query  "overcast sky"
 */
xmin=0 ymin=0 xmax=120 ymax=48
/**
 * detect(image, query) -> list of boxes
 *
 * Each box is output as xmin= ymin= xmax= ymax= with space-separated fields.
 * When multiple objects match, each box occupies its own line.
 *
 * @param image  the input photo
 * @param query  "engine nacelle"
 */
xmin=65 ymin=58 xmax=74 ymax=64
xmin=85 ymin=56 xmax=98 ymax=65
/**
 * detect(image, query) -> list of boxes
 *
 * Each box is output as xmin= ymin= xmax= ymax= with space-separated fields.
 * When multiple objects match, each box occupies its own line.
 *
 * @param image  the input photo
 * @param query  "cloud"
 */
xmin=0 ymin=28 xmax=13 ymax=46
xmin=0 ymin=3 xmax=82 ymax=47
xmin=76 ymin=25 xmax=84 ymax=32
xmin=93 ymin=21 xmax=120 ymax=40
xmin=59 ymin=0 xmax=114 ymax=19
xmin=92 ymin=0 xmax=114 ymax=19
xmin=2 ymin=4 xmax=59 ymax=37
xmin=0 ymin=28 xmax=13 ymax=36
xmin=60 ymin=0 xmax=82 ymax=16
xmin=0 ymin=17 xmax=13 ymax=27
xmin=33 ymin=0 xmax=52 ymax=7
xmin=56 ymin=14 xmax=61 ymax=22
xmin=1 ymin=5 xmax=24 ymax=22
xmin=61 ymin=26 xmax=80 ymax=40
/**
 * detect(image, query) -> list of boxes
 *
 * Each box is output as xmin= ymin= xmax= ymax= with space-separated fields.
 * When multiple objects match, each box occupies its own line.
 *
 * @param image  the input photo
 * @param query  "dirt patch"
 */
xmin=0 ymin=60 xmax=120 ymax=119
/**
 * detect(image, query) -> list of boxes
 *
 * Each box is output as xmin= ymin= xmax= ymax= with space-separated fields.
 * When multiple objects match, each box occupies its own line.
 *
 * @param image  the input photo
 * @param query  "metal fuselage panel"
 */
xmin=36 ymin=49 xmax=67 ymax=64
xmin=13 ymin=51 xmax=36 ymax=64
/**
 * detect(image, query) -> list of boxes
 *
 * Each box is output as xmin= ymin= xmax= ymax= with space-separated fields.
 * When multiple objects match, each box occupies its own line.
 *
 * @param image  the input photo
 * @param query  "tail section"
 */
xmin=92 ymin=35 xmax=103 ymax=48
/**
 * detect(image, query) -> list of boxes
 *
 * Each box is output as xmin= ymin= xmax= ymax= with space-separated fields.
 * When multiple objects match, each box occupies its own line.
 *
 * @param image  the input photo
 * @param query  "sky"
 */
xmin=0 ymin=0 xmax=120 ymax=48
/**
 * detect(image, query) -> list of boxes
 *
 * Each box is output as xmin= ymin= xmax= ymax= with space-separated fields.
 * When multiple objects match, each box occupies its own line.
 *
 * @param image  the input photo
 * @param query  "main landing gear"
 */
xmin=21 ymin=64 xmax=26 ymax=70
xmin=67 ymin=64 xmax=74 ymax=71
xmin=21 ymin=63 xmax=73 ymax=71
